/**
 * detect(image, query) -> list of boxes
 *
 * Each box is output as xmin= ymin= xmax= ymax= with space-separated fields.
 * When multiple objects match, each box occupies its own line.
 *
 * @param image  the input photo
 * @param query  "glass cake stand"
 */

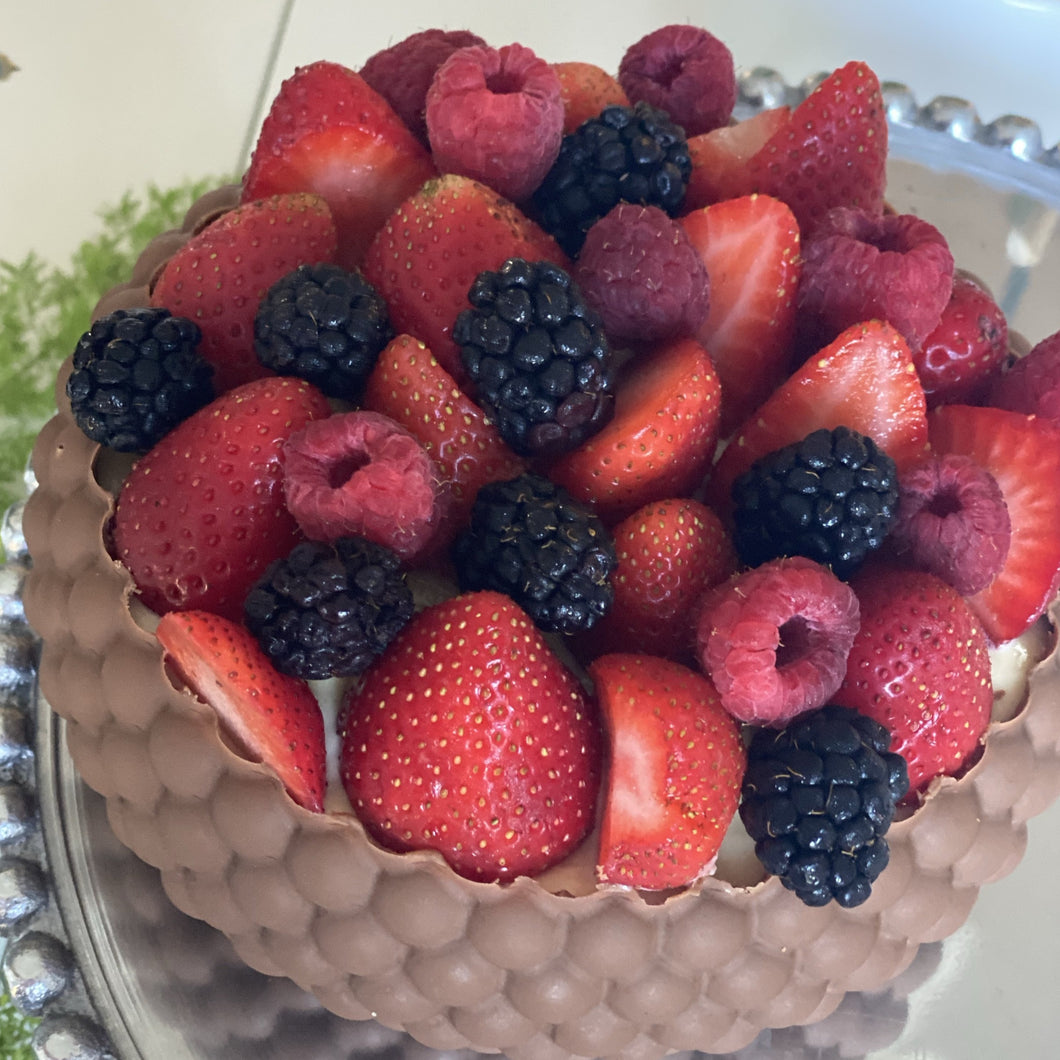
xmin=4 ymin=74 xmax=1060 ymax=1060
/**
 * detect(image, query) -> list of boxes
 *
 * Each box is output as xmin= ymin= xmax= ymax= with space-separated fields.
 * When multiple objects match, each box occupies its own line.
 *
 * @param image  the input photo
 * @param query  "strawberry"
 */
xmin=361 ymin=333 xmax=527 ymax=538
xmin=339 ymin=591 xmax=601 ymax=883
xmin=156 ymin=610 xmax=326 ymax=812
xmin=928 ymin=403 xmax=1060 ymax=643
xmin=834 ymin=566 xmax=993 ymax=796
xmin=111 ymin=377 xmax=331 ymax=622
xmin=362 ymin=174 xmax=568 ymax=382
xmin=241 ymin=60 xmax=437 ymax=269
xmin=708 ymin=320 xmax=929 ymax=512
xmin=683 ymin=106 xmax=791 ymax=210
xmin=552 ymin=61 xmax=630 ymax=133
xmin=549 ymin=336 xmax=722 ymax=525
xmin=590 ymin=653 xmax=746 ymax=889
xmin=150 ymin=193 xmax=337 ymax=393
xmin=744 ymin=61 xmax=888 ymax=236
xmin=681 ymin=194 xmax=801 ymax=434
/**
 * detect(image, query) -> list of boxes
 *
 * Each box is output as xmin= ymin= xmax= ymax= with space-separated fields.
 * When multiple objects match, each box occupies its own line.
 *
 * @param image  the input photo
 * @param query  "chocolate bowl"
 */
xmin=21 ymin=135 xmax=1060 ymax=1060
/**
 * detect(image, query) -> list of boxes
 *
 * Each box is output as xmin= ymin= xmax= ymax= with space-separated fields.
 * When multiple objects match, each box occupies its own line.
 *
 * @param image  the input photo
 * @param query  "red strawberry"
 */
xmin=834 ymin=566 xmax=993 ymax=796
xmin=150 ymin=193 xmax=337 ymax=393
xmin=340 ymin=591 xmax=601 ymax=883
xmin=111 ymin=377 xmax=331 ymax=622
xmin=156 ymin=610 xmax=326 ymax=812
xmin=362 ymin=174 xmax=568 ymax=382
xmin=549 ymin=336 xmax=722 ymax=525
xmin=590 ymin=653 xmax=746 ymax=889
xmin=553 ymin=61 xmax=630 ymax=133
xmin=928 ymin=403 xmax=1060 ymax=643
xmin=242 ymin=61 xmax=437 ymax=269
xmin=744 ymin=61 xmax=888 ymax=236
xmin=708 ymin=320 xmax=929 ymax=511
xmin=681 ymin=193 xmax=801 ymax=434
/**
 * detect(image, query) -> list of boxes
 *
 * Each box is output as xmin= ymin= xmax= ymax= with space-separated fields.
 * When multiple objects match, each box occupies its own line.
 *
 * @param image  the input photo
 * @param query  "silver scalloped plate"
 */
xmin=4 ymin=70 xmax=1060 ymax=1060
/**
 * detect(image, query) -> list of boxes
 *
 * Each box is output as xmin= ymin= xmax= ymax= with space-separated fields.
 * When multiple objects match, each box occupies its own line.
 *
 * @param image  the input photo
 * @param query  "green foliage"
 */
xmin=0 ymin=989 xmax=38 ymax=1060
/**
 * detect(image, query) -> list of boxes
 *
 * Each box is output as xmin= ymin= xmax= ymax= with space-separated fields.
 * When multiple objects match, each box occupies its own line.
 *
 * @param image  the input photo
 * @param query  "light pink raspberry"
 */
xmin=425 ymin=43 xmax=564 ymax=202
xmin=989 ymin=329 xmax=1060 ymax=426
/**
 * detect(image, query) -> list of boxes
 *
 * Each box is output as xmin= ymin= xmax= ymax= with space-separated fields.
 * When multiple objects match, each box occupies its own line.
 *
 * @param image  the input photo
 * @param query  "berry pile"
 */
xmin=68 ymin=22 xmax=1060 ymax=904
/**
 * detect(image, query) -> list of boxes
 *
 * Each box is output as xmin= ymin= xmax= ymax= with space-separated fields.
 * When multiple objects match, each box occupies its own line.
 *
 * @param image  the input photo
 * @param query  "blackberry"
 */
xmin=454 ymin=258 xmax=615 ymax=458
xmin=254 ymin=262 xmax=392 ymax=400
xmin=453 ymin=472 xmax=616 ymax=635
xmin=66 ymin=307 xmax=213 ymax=452
xmin=732 ymin=426 xmax=899 ymax=579
xmin=244 ymin=537 xmax=414 ymax=681
xmin=740 ymin=704 xmax=909 ymax=908
xmin=532 ymin=100 xmax=692 ymax=256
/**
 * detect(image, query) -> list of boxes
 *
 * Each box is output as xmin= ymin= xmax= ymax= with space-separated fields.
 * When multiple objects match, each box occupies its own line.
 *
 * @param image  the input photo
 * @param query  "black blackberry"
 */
xmin=453 ymin=472 xmax=616 ymax=635
xmin=739 ymin=705 xmax=909 ymax=908
xmin=732 ymin=426 xmax=900 ymax=579
xmin=66 ymin=307 xmax=213 ymax=452
xmin=532 ymin=101 xmax=692 ymax=256
xmin=244 ymin=537 xmax=414 ymax=681
xmin=454 ymin=258 xmax=615 ymax=458
xmin=254 ymin=262 xmax=392 ymax=400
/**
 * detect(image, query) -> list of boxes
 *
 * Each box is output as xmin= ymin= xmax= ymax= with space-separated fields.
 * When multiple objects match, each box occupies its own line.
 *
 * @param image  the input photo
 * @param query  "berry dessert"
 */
xmin=21 ymin=20 xmax=1060 ymax=1060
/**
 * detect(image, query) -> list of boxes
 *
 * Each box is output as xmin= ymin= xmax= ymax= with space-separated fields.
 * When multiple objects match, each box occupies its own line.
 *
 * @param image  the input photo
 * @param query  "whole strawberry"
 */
xmin=340 ymin=591 xmax=601 ymax=883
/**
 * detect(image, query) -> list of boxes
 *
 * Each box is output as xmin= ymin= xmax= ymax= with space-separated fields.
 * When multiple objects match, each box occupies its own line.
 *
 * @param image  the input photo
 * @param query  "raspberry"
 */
xmin=360 ymin=28 xmax=486 ymax=144
xmin=890 ymin=453 xmax=1011 ymax=596
xmin=282 ymin=410 xmax=447 ymax=561
xmin=797 ymin=207 xmax=955 ymax=354
xmin=618 ymin=23 xmax=736 ymax=136
xmin=573 ymin=203 xmax=710 ymax=348
xmin=989 ymin=329 xmax=1060 ymax=426
xmin=425 ymin=43 xmax=564 ymax=202
xmin=695 ymin=556 xmax=861 ymax=727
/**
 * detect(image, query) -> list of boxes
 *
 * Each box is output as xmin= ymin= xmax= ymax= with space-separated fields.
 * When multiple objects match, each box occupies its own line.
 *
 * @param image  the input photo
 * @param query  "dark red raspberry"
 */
xmin=618 ymin=24 xmax=736 ymax=136
xmin=989 ymin=329 xmax=1060 ymax=427
xmin=890 ymin=453 xmax=1011 ymax=595
xmin=797 ymin=207 xmax=954 ymax=354
xmin=573 ymin=203 xmax=710 ymax=348
xmin=425 ymin=43 xmax=564 ymax=202
xmin=360 ymin=28 xmax=486 ymax=144
xmin=695 ymin=556 xmax=861 ymax=727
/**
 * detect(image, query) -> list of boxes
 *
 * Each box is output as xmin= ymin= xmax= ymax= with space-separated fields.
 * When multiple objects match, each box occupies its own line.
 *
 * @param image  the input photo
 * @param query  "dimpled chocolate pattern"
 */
xmin=22 ymin=185 xmax=1060 ymax=1059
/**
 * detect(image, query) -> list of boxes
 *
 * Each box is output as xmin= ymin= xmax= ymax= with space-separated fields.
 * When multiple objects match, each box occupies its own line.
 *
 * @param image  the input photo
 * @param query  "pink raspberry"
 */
xmin=890 ymin=453 xmax=1011 ymax=595
xmin=360 ymin=28 xmax=486 ymax=144
xmin=695 ymin=556 xmax=861 ymax=727
xmin=797 ymin=207 xmax=955 ymax=354
xmin=425 ymin=43 xmax=564 ymax=203
xmin=283 ymin=411 xmax=448 ymax=562
xmin=573 ymin=203 xmax=710 ymax=349
xmin=989 ymin=329 xmax=1060 ymax=426
xmin=618 ymin=24 xmax=736 ymax=136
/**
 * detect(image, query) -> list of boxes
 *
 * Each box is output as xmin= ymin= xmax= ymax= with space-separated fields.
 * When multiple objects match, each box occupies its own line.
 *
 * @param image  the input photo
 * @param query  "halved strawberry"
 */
xmin=156 ymin=610 xmax=326 ymax=812
xmin=549 ymin=336 xmax=722 ymax=525
xmin=362 ymin=174 xmax=568 ymax=382
xmin=242 ymin=60 xmax=437 ymax=268
xmin=708 ymin=320 xmax=929 ymax=512
xmin=681 ymin=193 xmax=801 ymax=434
xmin=928 ymin=403 xmax=1060 ymax=643
xmin=553 ymin=61 xmax=630 ymax=133
xmin=150 ymin=193 xmax=338 ymax=393
xmin=590 ymin=653 xmax=746 ymax=889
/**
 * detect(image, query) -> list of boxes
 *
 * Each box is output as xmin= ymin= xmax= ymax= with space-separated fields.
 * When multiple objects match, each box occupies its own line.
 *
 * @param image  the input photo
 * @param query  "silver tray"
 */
xmin=5 ymin=72 xmax=1060 ymax=1059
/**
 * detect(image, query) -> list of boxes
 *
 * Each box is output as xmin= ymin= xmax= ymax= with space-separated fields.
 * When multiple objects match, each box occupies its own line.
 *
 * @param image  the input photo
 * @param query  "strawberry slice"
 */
xmin=156 ymin=610 xmax=326 ymax=812
xmin=242 ymin=60 xmax=437 ymax=269
xmin=681 ymin=193 xmax=801 ymax=434
xmin=590 ymin=653 xmax=746 ymax=889
xmin=709 ymin=320 xmax=928 ymax=511
xmin=928 ymin=404 xmax=1060 ymax=643
xmin=549 ymin=336 xmax=722 ymax=525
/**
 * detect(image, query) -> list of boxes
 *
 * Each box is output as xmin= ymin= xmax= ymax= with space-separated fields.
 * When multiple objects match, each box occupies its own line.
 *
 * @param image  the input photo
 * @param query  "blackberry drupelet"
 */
xmin=732 ymin=426 xmax=899 ymax=578
xmin=740 ymin=704 xmax=909 ymax=908
xmin=532 ymin=100 xmax=692 ymax=256
xmin=66 ymin=307 xmax=213 ymax=452
xmin=453 ymin=472 xmax=617 ymax=635
xmin=454 ymin=257 xmax=615 ymax=458
xmin=244 ymin=537 xmax=414 ymax=680
xmin=254 ymin=262 xmax=392 ymax=400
